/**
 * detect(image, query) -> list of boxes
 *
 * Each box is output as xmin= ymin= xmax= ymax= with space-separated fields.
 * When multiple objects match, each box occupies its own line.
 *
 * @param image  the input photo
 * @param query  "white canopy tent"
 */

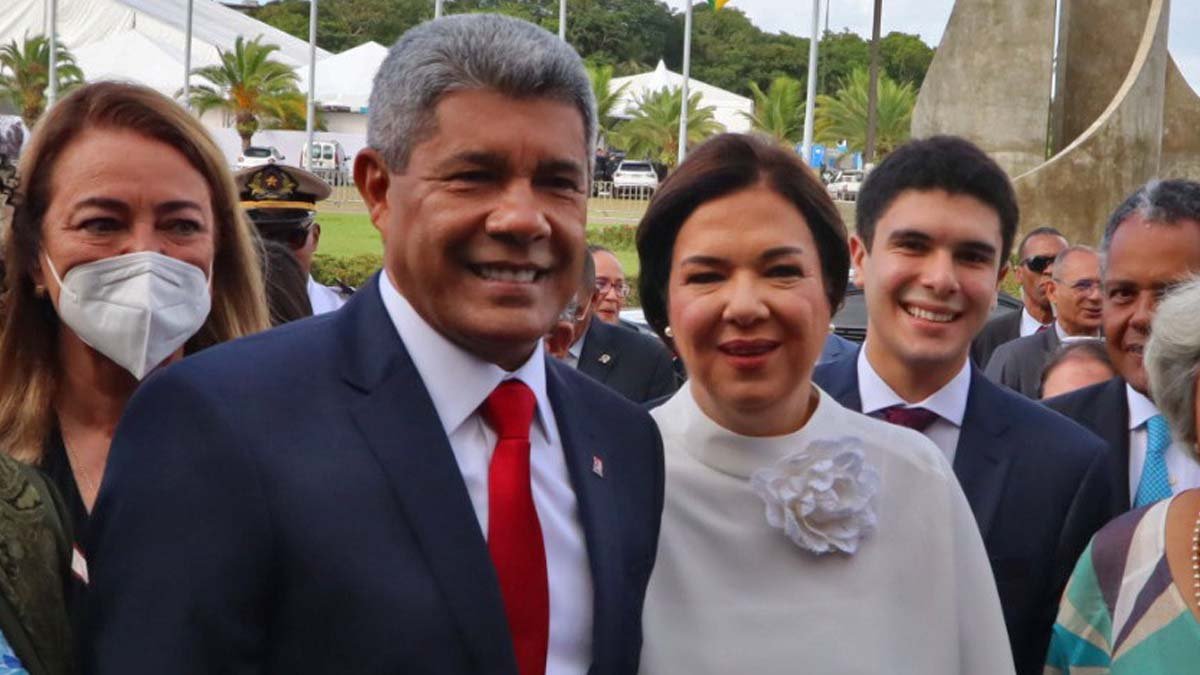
xmin=293 ymin=40 xmax=388 ymax=113
xmin=1 ymin=0 xmax=332 ymax=82
xmin=610 ymin=60 xmax=752 ymax=134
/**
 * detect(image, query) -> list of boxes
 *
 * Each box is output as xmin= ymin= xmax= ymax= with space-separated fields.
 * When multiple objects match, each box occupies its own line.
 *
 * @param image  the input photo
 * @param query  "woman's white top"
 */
xmin=641 ymin=385 xmax=1015 ymax=675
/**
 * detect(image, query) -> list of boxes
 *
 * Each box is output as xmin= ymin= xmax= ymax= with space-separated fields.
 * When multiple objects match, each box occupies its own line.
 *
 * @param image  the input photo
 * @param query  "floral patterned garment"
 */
xmin=0 ymin=629 xmax=26 ymax=675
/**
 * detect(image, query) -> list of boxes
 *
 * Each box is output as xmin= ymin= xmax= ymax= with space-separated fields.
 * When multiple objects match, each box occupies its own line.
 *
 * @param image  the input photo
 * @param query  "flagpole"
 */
xmin=305 ymin=0 xmax=318 ymax=171
xmin=801 ymin=0 xmax=820 ymax=164
xmin=47 ymin=0 xmax=58 ymax=108
xmin=435 ymin=0 xmax=443 ymax=19
xmin=559 ymin=0 xmax=567 ymax=40
xmin=183 ymin=0 xmax=194 ymax=110
xmin=677 ymin=1 xmax=693 ymax=166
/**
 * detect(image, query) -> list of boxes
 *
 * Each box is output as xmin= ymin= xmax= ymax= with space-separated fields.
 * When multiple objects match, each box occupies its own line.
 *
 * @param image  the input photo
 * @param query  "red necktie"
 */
xmin=483 ymin=380 xmax=549 ymax=675
xmin=878 ymin=405 xmax=941 ymax=432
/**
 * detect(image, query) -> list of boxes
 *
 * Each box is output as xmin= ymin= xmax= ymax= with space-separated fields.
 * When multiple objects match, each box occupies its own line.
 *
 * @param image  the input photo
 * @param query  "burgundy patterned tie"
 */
xmin=879 ymin=405 xmax=941 ymax=432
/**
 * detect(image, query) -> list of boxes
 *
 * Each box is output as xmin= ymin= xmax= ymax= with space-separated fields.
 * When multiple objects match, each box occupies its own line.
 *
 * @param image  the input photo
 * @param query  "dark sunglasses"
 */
xmin=1021 ymin=255 xmax=1056 ymax=274
xmin=264 ymin=226 xmax=312 ymax=251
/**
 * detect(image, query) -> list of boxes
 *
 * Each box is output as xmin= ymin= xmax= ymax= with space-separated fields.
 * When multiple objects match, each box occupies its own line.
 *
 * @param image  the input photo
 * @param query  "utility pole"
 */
xmin=677 ymin=1 xmax=693 ymax=166
xmin=435 ymin=0 xmax=443 ymax=19
xmin=183 ymin=0 xmax=194 ymax=110
xmin=864 ymin=0 xmax=883 ymax=164
xmin=559 ymin=0 xmax=566 ymax=41
xmin=47 ymin=0 xmax=58 ymax=108
xmin=305 ymin=0 xmax=318 ymax=170
xmin=800 ymin=0 xmax=820 ymax=164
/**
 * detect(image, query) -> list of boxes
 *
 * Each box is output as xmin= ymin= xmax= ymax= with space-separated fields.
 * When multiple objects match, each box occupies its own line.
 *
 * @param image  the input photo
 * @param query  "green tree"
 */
xmin=586 ymin=63 xmax=628 ymax=140
xmin=741 ymin=75 xmax=804 ymax=145
xmin=815 ymin=68 xmax=916 ymax=156
xmin=0 ymin=34 xmax=85 ymax=127
xmin=611 ymin=86 xmax=723 ymax=168
xmin=880 ymin=31 xmax=935 ymax=89
xmin=185 ymin=37 xmax=309 ymax=150
xmin=251 ymin=0 xmax=430 ymax=52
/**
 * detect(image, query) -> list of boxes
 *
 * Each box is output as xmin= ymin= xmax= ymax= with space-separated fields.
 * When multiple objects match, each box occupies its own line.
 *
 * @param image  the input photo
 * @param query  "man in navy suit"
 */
xmin=85 ymin=14 xmax=663 ymax=674
xmin=812 ymin=136 xmax=1112 ymax=675
xmin=1046 ymin=180 xmax=1200 ymax=511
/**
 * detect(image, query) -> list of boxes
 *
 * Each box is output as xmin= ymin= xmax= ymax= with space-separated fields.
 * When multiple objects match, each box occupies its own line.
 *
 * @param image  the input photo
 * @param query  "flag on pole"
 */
xmin=707 ymin=0 xmax=731 ymax=9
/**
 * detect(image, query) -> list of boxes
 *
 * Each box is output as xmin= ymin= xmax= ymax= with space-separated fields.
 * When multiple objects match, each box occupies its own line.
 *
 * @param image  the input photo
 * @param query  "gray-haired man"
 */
xmin=87 ymin=14 xmax=664 ymax=674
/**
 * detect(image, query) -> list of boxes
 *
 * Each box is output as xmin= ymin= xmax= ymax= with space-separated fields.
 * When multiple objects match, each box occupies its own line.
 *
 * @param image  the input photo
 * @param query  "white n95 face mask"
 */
xmin=45 ymin=251 xmax=212 ymax=380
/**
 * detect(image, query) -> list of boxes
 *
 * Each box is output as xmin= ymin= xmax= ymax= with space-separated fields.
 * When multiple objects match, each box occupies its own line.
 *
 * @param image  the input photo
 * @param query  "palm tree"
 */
xmin=815 ymin=68 xmax=915 ymax=157
xmin=185 ymin=36 xmax=307 ymax=150
xmin=0 ymin=34 xmax=85 ymax=128
xmin=741 ymin=75 xmax=804 ymax=146
xmin=612 ymin=87 xmax=724 ymax=168
xmin=586 ymin=63 xmax=628 ymax=141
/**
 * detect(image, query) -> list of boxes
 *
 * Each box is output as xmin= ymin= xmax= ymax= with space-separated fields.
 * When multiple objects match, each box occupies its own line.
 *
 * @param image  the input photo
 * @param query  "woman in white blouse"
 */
xmin=634 ymin=133 xmax=1013 ymax=674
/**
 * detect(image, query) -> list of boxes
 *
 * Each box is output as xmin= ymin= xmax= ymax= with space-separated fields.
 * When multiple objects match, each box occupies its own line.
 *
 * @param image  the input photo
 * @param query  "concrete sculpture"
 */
xmin=912 ymin=0 xmax=1200 ymax=244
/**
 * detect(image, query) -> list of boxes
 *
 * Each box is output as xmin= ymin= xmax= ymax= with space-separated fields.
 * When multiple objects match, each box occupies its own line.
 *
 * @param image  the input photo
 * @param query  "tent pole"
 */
xmin=801 ymin=0 xmax=820 ymax=164
xmin=435 ymin=0 xmax=443 ymax=19
xmin=305 ymin=0 xmax=318 ymax=170
xmin=183 ymin=0 xmax=194 ymax=110
xmin=47 ymin=0 xmax=58 ymax=108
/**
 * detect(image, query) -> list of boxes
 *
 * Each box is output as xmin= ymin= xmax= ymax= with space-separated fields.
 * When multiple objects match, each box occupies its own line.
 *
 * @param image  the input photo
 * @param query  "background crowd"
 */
xmin=0 ymin=11 xmax=1196 ymax=675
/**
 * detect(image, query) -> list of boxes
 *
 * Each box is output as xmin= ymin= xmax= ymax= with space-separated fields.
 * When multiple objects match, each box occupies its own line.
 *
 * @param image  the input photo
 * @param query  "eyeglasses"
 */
xmin=595 ymin=278 xmax=631 ymax=298
xmin=263 ymin=226 xmax=312 ymax=251
xmin=1021 ymin=255 xmax=1056 ymax=274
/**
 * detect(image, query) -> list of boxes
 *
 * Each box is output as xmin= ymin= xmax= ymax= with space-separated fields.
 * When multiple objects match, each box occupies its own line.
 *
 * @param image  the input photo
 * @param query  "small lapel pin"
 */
xmin=592 ymin=455 xmax=605 ymax=477
xmin=598 ymin=353 xmax=612 ymax=365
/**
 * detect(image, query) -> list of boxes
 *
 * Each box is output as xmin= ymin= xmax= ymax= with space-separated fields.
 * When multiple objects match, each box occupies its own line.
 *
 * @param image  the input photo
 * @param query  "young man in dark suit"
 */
xmin=812 ymin=136 xmax=1112 ymax=675
xmin=971 ymin=227 xmax=1067 ymax=366
xmin=85 ymin=15 xmax=664 ymax=674
xmin=1046 ymin=180 xmax=1200 ymax=511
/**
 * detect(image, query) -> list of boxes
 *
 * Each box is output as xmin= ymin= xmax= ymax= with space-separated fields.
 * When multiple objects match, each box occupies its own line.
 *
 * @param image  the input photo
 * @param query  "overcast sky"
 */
xmin=661 ymin=0 xmax=1200 ymax=93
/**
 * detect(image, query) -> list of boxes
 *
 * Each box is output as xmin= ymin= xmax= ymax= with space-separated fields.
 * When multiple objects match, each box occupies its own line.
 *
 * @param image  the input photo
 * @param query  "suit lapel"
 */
xmin=953 ymin=370 xmax=1014 ymax=539
xmin=578 ymin=322 xmax=618 ymax=381
xmin=813 ymin=348 xmax=863 ymax=411
xmin=545 ymin=362 xmax=621 ymax=673
xmin=340 ymin=276 xmax=515 ymax=674
xmin=1100 ymin=379 xmax=1132 ymax=507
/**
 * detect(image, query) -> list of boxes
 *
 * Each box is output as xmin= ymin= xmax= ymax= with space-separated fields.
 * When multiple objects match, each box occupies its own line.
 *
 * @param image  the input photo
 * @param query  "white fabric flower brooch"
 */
xmin=750 ymin=437 xmax=880 ymax=556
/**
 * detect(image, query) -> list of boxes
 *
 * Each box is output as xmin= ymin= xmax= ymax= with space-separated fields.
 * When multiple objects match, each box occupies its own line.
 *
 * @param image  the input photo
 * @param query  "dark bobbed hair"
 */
xmin=856 ymin=135 xmax=1019 ymax=264
xmin=636 ymin=133 xmax=849 ymax=347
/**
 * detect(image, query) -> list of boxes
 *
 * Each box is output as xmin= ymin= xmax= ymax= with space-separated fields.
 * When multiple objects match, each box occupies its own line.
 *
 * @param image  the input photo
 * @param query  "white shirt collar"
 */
xmin=857 ymin=345 xmax=971 ymax=427
xmin=1126 ymin=383 xmax=1160 ymax=431
xmin=568 ymin=322 xmax=590 ymax=361
xmin=1020 ymin=306 xmax=1050 ymax=337
xmin=377 ymin=273 xmax=555 ymax=444
xmin=1055 ymin=320 xmax=1099 ymax=342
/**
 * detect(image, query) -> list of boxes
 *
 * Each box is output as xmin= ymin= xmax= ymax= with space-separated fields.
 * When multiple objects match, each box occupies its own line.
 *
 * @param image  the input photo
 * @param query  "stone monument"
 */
xmin=911 ymin=0 xmax=1200 ymax=244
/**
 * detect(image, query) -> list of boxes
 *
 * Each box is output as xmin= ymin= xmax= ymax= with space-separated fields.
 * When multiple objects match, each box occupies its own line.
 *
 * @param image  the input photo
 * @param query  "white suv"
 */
xmin=826 ymin=170 xmax=865 ymax=201
xmin=612 ymin=160 xmax=659 ymax=197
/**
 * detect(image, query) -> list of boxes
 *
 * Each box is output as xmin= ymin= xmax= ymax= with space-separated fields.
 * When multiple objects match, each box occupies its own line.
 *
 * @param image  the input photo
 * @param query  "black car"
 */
xmin=831 ymin=288 xmax=1022 ymax=342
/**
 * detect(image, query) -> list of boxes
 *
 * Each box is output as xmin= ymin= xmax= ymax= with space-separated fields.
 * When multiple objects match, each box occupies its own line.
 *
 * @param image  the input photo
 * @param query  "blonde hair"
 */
xmin=0 ymin=81 xmax=270 ymax=463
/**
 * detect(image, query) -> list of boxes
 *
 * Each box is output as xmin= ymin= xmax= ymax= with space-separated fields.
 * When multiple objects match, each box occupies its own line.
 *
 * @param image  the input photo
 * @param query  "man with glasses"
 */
xmin=971 ymin=227 xmax=1068 ymax=366
xmin=589 ymin=245 xmax=631 ymax=326
xmin=985 ymin=246 xmax=1103 ymax=398
xmin=564 ymin=247 xmax=678 ymax=402
xmin=1047 ymin=180 xmax=1200 ymax=512
xmin=236 ymin=164 xmax=353 ymax=315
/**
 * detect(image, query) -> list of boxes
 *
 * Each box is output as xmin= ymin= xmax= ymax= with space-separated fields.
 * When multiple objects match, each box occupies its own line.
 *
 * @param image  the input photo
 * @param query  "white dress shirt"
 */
xmin=307 ymin=275 xmax=348 ymax=315
xmin=1054 ymin=321 xmax=1099 ymax=343
xmin=564 ymin=323 xmax=589 ymax=370
xmin=857 ymin=347 xmax=972 ymax=464
xmin=1125 ymin=384 xmax=1200 ymax=505
xmin=379 ymin=276 xmax=593 ymax=675
xmin=1020 ymin=306 xmax=1051 ymax=337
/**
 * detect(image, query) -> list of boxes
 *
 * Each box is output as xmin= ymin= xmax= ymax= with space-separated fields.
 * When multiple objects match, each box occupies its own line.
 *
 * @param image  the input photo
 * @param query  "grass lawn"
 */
xmin=317 ymin=209 xmax=643 ymax=277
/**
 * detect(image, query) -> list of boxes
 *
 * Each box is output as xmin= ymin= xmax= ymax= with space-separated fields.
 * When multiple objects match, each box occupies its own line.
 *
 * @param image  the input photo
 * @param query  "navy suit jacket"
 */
xmin=1044 ymin=377 xmax=1131 ymax=511
xmin=85 ymin=274 xmax=665 ymax=674
xmin=577 ymin=320 xmax=678 ymax=403
xmin=814 ymin=352 xmax=1114 ymax=675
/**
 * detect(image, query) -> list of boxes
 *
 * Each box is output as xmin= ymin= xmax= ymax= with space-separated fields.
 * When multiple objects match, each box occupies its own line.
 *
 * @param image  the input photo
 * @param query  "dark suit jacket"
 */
xmin=984 ymin=327 xmax=1061 ymax=398
xmin=818 ymin=333 xmax=857 ymax=365
xmin=1045 ymin=377 xmax=1131 ymax=511
xmin=971 ymin=308 xmax=1022 ymax=367
xmin=814 ymin=353 xmax=1114 ymax=675
xmin=85 ymin=274 xmax=665 ymax=674
xmin=577 ymin=319 xmax=678 ymax=403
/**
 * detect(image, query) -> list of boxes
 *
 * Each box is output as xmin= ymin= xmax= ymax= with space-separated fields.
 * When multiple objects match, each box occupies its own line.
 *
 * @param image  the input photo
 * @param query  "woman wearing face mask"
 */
xmin=636 ymin=134 xmax=1013 ymax=673
xmin=0 ymin=82 xmax=270 ymax=621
